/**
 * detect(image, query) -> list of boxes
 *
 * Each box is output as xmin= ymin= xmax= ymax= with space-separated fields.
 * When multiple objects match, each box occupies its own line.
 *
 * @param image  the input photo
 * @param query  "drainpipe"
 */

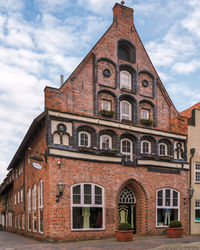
xmin=189 ymin=148 xmax=195 ymax=235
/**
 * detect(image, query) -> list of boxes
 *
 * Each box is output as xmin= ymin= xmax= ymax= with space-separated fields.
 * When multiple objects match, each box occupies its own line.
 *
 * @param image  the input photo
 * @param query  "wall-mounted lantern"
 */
xmin=56 ymin=181 xmax=65 ymax=202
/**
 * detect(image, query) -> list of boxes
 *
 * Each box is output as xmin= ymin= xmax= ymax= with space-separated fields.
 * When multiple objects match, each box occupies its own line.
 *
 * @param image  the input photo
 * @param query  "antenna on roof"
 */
xmin=121 ymin=0 xmax=125 ymax=5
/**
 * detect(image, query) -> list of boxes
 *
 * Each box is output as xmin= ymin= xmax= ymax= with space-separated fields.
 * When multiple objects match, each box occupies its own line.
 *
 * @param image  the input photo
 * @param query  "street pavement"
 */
xmin=0 ymin=231 xmax=200 ymax=250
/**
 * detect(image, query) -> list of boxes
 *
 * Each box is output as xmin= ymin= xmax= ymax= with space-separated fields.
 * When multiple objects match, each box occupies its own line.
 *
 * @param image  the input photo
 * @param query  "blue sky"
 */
xmin=0 ymin=0 xmax=200 ymax=182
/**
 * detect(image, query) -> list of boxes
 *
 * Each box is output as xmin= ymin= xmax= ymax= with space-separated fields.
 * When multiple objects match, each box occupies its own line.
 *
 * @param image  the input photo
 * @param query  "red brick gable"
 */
xmin=180 ymin=102 xmax=200 ymax=118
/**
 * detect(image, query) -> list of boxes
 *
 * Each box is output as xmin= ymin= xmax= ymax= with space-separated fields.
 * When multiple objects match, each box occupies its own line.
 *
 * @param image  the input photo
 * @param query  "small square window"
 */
xmin=102 ymin=100 xmax=111 ymax=111
xmin=141 ymin=109 xmax=150 ymax=119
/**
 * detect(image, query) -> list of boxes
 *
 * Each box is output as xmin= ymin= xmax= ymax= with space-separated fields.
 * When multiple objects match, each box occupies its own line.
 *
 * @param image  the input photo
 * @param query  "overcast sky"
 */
xmin=0 ymin=0 xmax=200 ymax=183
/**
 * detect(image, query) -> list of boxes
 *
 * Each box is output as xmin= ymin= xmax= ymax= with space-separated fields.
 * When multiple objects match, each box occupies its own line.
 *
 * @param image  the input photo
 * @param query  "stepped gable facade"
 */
xmin=0 ymin=3 xmax=189 ymax=241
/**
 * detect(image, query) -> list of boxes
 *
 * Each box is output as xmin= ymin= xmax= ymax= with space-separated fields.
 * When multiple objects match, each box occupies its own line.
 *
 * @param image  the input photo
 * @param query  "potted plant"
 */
xmin=99 ymin=110 xmax=114 ymax=118
xmin=140 ymin=119 xmax=154 ymax=126
xmin=121 ymin=119 xmax=132 ymax=125
xmin=166 ymin=220 xmax=183 ymax=238
xmin=100 ymin=148 xmax=118 ymax=155
xmin=115 ymin=222 xmax=134 ymax=242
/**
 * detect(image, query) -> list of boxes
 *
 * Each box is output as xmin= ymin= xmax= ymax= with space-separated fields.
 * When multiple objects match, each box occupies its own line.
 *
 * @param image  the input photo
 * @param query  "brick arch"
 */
xmin=120 ymin=133 xmax=139 ymax=154
xmin=116 ymin=178 xmax=148 ymax=234
xmin=140 ymin=135 xmax=157 ymax=154
xmin=76 ymin=125 xmax=97 ymax=147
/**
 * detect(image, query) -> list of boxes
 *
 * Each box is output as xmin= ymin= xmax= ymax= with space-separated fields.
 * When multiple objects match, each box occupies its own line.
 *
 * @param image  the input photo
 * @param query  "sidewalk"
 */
xmin=0 ymin=231 xmax=200 ymax=249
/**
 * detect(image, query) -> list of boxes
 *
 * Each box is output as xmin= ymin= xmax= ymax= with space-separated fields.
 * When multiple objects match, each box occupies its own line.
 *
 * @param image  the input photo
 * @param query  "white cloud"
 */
xmin=78 ymin=0 xmax=116 ymax=14
xmin=172 ymin=59 xmax=200 ymax=74
xmin=0 ymin=0 xmax=24 ymax=12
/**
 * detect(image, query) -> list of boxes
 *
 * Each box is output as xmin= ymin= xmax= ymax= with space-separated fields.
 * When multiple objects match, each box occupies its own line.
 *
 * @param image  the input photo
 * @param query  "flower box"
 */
xmin=160 ymin=155 xmax=173 ymax=161
xmin=99 ymin=110 xmax=114 ymax=118
xmin=140 ymin=119 xmax=154 ymax=126
xmin=166 ymin=228 xmax=183 ymax=238
xmin=115 ymin=230 xmax=134 ymax=242
xmin=78 ymin=147 xmax=95 ymax=153
xmin=141 ymin=153 xmax=158 ymax=160
xmin=121 ymin=119 xmax=132 ymax=125
xmin=100 ymin=149 xmax=118 ymax=155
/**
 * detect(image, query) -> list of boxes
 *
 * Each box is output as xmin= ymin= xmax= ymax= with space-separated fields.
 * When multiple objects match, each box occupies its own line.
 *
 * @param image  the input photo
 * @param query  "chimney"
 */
xmin=113 ymin=3 xmax=134 ymax=26
xmin=60 ymin=74 xmax=64 ymax=86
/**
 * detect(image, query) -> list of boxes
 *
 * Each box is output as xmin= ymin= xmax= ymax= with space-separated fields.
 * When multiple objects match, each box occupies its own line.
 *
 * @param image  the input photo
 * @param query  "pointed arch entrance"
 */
xmin=117 ymin=179 xmax=148 ymax=235
xmin=118 ymin=186 xmax=136 ymax=231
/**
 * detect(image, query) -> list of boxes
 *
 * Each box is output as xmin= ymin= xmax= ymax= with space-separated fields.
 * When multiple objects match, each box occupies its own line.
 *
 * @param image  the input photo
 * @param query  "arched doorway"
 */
xmin=118 ymin=186 xmax=136 ymax=233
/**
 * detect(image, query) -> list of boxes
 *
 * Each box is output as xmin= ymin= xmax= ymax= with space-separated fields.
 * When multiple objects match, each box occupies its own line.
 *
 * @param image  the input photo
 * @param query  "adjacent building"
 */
xmin=0 ymin=3 xmax=190 ymax=241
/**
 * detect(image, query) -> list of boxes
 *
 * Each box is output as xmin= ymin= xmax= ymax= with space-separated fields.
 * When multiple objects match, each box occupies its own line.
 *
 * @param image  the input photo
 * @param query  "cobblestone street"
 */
xmin=0 ymin=232 xmax=200 ymax=250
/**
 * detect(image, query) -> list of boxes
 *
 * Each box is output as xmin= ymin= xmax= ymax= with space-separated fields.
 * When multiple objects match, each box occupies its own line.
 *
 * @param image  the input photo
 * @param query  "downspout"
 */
xmin=189 ymin=148 xmax=195 ymax=235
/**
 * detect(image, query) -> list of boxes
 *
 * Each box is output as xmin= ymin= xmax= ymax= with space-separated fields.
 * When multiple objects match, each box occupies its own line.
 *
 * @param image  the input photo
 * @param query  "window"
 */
xmin=100 ymin=135 xmax=112 ymax=149
xmin=120 ymin=100 xmax=131 ymax=121
xmin=156 ymin=188 xmax=179 ymax=227
xmin=32 ymin=185 xmax=37 ymax=232
xmin=121 ymin=139 xmax=132 ymax=161
xmin=2 ymin=214 xmax=5 ymax=226
xmin=22 ymin=215 xmax=25 ymax=230
xmin=119 ymin=45 xmax=130 ymax=61
xmin=159 ymin=143 xmax=167 ymax=156
xmin=18 ymin=191 xmax=20 ymax=203
xmin=38 ymin=180 xmax=44 ymax=233
xmin=8 ymin=212 xmax=12 ymax=227
xmin=195 ymin=200 xmax=200 ymax=222
xmin=102 ymin=100 xmax=111 ymax=111
xmin=21 ymin=189 xmax=23 ymax=203
xmin=141 ymin=109 xmax=149 ymax=119
xmin=78 ymin=132 xmax=91 ymax=147
xmin=195 ymin=163 xmax=200 ymax=183
xmin=71 ymin=183 xmax=104 ymax=230
xmin=141 ymin=140 xmax=151 ymax=154
xmin=120 ymin=71 xmax=131 ymax=89
xmin=18 ymin=215 xmax=21 ymax=229
xmin=14 ymin=194 xmax=16 ymax=205
xmin=15 ymin=216 xmax=17 ymax=228
xmin=27 ymin=188 xmax=31 ymax=231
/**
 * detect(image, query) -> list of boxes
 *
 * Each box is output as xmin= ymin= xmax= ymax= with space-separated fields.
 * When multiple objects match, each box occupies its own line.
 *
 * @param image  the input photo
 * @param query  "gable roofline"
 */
xmin=180 ymin=102 xmax=200 ymax=118
xmin=7 ymin=111 xmax=46 ymax=171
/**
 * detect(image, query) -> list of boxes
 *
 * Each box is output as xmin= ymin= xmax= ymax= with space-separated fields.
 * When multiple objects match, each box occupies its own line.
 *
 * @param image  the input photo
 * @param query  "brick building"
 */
xmin=0 ymin=3 xmax=190 ymax=241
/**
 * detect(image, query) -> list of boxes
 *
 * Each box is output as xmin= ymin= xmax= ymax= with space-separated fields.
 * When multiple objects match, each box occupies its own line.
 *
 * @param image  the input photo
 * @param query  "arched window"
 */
xmin=32 ymin=184 xmax=37 ymax=232
xmin=141 ymin=140 xmax=151 ymax=154
xmin=100 ymin=135 xmax=112 ymax=149
xmin=120 ymin=71 xmax=131 ymax=89
xmin=38 ymin=180 xmax=43 ymax=233
xmin=156 ymin=188 xmax=179 ymax=227
xmin=118 ymin=45 xmax=130 ymax=61
xmin=27 ymin=188 xmax=31 ymax=231
xmin=78 ymin=132 xmax=91 ymax=147
xmin=159 ymin=143 xmax=167 ymax=156
xmin=118 ymin=186 xmax=136 ymax=204
xmin=71 ymin=183 xmax=104 ymax=230
xmin=120 ymin=100 xmax=132 ymax=121
xmin=121 ymin=138 xmax=133 ymax=161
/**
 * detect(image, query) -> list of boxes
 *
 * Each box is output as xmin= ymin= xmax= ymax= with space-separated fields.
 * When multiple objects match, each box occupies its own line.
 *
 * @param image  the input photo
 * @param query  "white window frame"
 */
xmin=120 ymin=70 xmax=131 ymax=89
xmin=8 ymin=212 xmax=12 ymax=227
xmin=18 ymin=191 xmax=20 ymax=204
xmin=195 ymin=200 xmax=200 ymax=222
xmin=120 ymin=100 xmax=132 ymax=121
xmin=27 ymin=188 xmax=31 ymax=231
xmin=21 ymin=189 xmax=23 ymax=203
xmin=71 ymin=182 xmax=105 ymax=231
xmin=159 ymin=143 xmax=167 ymax=156
xmin=156 ymin=188 xmax=180 ymax=227
xmin=141 ymin=109 xmax=150 ymax=119
xmin=121 ymin=138 xmax=133 ymax=161
xmin=100 ymin=135 xmax=112 ymax=149
xmin=141 ymin=140 xmax=151 ymax=154
xmin=101 ymin=100 xmax=111 ymax=111
xmin=32 ymin=184 xmax=37 ymax=232
xmin=14 ymin=194 xmax=16 ymax=205
xmin=78 ymin=131 xmax=91 ymax=147
xmin=195 ymin=163 xmax=200 ymax=183
xmin=38 ymin=180 xmax=44 ymax=233
xmin=18 ymin=215 xmax=21 ymax=229
xmin=22 ymin=214 xmax=25 ymax=230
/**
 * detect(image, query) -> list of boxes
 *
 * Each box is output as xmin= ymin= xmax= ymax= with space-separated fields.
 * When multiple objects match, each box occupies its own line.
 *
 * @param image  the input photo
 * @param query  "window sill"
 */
xmin=71 ymin=228 xmax=105 ymax=232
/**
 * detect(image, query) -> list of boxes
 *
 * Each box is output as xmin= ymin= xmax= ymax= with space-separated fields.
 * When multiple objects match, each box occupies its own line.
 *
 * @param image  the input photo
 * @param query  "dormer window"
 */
xmin=79 ymin=132 xmax=91 ymax=147
xmin=120 ymin=71 xmax=131 ymax=89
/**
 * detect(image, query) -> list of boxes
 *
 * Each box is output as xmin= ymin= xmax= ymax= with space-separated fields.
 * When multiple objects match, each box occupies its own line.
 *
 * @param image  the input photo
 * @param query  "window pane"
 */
xmin=195 ymin=209 xmax=200 ymax=221
xmin=95 ymin=186 xmax=102 ymax=195
xmin=173 ymin=191 xmax=178 ymax=206
xmin=165 ymin=189 xmax=171 ymax=206
xmin=39 ymin=208 xmax=43 ymax=232
xmin=157 ymin=208 xmax=178 ymax=226
xmin=157 ymin=190 xmax=163 ymax=206
xmin=73 ymin=207 xmax=103 ymax=229
xmin=84 ymin=184 xmax=91 ymax=204
xmin=73 ymin=185 xmax=81 ymax=204
xmin=73 ymin=185 xmax=80 ymax=194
